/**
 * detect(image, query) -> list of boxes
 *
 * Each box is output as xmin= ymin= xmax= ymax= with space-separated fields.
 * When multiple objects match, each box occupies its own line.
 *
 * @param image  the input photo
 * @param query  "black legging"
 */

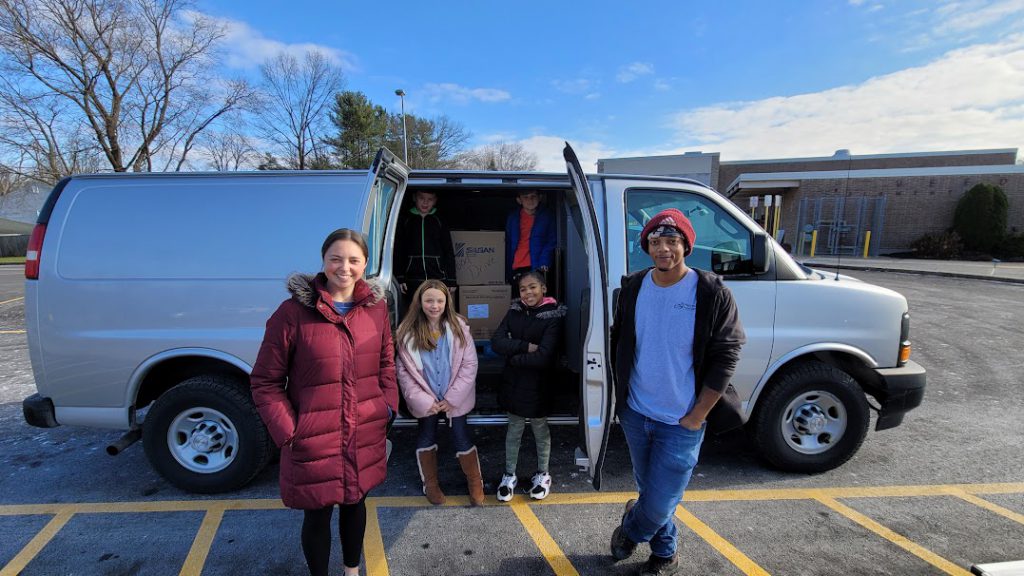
xmin=301 ymin=497 xmax=367 ymax=575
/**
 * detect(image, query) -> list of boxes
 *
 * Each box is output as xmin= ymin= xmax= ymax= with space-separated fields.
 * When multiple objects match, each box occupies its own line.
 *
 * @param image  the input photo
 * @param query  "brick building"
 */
xmin=599 ymin=148 xmax=1023 ymax=255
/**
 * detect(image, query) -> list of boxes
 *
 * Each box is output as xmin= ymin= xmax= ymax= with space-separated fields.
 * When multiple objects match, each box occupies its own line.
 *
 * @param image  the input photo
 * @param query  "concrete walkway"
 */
xmin=800 ymin=255 xmax=1024 ymax=284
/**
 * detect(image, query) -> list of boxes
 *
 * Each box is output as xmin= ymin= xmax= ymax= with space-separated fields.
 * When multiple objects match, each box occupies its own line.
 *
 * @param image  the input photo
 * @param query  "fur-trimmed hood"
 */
xmin=286 ymin=272 xmax=386 ymax=309
xmin=508 ymin=298 xmax=566 ymax=320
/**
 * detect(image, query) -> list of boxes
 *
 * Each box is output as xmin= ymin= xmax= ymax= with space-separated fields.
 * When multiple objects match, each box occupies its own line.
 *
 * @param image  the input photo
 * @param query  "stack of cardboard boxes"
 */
xmin=451 ymin=231 xmax=510 ymax=340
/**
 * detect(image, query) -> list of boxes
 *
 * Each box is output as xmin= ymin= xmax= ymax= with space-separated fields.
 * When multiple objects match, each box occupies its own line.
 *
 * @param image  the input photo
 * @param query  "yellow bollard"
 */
xmin=863 ymin=231 xmax=872 ymax=258
xmin=810 ymin=230 xmax=818 ymax=257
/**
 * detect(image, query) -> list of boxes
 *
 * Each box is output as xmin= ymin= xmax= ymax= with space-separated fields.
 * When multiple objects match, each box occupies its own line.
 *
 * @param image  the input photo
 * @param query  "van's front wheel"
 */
xmin=751 ymin=362 xmax=869 ymax=473
xmin=143 ymin=375 xmax=271 ymax=493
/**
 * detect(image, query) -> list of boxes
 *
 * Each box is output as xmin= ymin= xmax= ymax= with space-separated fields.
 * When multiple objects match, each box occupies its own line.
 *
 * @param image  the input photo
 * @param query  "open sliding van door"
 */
xmin=362 ymin=148 xmax=410 ymax=321
xmin=563 ymin=143 xmax=612 ymax=490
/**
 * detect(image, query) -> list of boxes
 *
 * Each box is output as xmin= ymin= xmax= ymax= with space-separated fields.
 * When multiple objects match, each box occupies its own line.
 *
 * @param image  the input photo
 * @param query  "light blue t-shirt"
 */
xmin=627 ymin=269 xmax=698 ymax=425
xmin=419 ymin=331 xmax=451 ymax=401
xmin=333 ymin=301 xmax=355 ymax=316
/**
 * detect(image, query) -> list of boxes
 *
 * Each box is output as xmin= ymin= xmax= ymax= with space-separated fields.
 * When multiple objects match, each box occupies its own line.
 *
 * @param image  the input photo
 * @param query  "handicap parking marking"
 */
xmin=1 ymin=482 xmax=1022 ymax=576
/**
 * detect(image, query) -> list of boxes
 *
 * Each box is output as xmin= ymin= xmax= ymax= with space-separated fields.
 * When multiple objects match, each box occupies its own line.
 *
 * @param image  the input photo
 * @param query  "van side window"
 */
xmin=625 ymin=189 xmax=753 ymax=275
xmin=366 ymin=178 xmax=398 ymax=276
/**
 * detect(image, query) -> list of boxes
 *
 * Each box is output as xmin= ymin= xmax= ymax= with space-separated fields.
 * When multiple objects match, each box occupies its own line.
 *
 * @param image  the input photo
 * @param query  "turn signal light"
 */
xmin=898 ymin=342 xmax=912 ymax=365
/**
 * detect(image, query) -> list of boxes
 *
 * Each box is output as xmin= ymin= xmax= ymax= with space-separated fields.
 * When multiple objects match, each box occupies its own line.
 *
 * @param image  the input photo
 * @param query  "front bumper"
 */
xmin=23 ymin=393 xmax=59 ymax=428
xmin=873 ymin=360 xmax=926 ymax=431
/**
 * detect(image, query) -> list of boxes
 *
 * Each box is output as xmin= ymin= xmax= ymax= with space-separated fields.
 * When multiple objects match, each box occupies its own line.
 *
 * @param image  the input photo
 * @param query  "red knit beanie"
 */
xmin=639 ymin=208 xmax=696 ymax=256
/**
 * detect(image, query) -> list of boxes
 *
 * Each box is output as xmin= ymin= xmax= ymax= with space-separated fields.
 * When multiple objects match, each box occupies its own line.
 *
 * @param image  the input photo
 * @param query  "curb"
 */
xmin=803 ymin=263 xmax=1024 ymax=285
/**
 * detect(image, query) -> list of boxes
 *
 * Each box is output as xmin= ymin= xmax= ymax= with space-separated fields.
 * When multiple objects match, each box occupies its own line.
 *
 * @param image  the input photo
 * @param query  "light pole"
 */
xmin=394 ymin=89 xmax=408 ymax=163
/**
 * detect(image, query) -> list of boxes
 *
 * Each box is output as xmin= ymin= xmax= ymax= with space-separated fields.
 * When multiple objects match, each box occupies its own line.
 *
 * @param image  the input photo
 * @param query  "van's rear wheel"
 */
xmin=751 ymin=362 xmax=869 ymax=473
xmin=143 ymin=375 xmax=271 ymax=493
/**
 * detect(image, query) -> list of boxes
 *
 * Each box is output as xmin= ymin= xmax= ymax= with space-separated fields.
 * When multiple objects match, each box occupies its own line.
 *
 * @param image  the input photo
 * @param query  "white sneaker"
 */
xmin=529 ymin=471 xmax=552 ymax=500
xmin=497 ymin=473 xmax=517 ymax=502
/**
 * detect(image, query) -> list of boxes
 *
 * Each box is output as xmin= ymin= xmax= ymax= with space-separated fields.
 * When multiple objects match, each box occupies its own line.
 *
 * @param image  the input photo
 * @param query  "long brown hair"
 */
xmin=395 ymin=280 xmax=469 ymax=351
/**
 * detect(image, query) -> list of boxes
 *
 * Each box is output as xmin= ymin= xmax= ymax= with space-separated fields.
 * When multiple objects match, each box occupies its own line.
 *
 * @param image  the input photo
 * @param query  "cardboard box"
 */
xmin=451 ymin=230 xmax=505 ymax=286
xmin=459 ymin=284 xmax=511 ymax=340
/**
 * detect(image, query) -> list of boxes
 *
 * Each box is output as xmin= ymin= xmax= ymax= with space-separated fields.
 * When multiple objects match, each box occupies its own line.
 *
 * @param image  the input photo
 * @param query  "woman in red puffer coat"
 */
xmin=250 ymin=228 xmax=397 ymax=576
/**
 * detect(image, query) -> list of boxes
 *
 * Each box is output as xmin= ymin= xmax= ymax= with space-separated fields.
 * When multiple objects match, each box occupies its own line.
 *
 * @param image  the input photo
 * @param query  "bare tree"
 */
xmin=0 ymin=0 xmax=252 ymax=178
xmin=454 ymin=141 xmax=538 ymax=171
xmin=255 ymin=50 xmax=343 ymax=170
xmin=200 ymin=128 xmax=258 ymax=171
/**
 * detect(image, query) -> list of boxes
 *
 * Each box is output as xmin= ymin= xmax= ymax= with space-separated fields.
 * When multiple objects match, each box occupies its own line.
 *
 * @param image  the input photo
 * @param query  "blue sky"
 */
xmin=196 ymin=0 xmax=1024 ymax=171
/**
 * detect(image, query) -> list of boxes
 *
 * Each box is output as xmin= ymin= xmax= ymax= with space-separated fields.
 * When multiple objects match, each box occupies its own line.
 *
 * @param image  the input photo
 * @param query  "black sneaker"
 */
xmin=639 ymin=553 xmax=679 ymax=576
xmin=610 ymin=499 xmax=639 ymax=561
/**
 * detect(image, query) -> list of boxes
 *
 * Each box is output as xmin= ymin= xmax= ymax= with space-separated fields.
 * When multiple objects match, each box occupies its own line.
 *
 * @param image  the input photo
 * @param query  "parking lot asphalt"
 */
xmin=1 ymin=267 xmax=1023 ymax=575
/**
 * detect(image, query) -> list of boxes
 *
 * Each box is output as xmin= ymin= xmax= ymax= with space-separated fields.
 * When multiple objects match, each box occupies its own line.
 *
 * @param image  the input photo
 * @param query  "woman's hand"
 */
xmin=528 ymin=343 xmax=538 ymax=353
xmin=436 ymin=400 xmax=452 ymax=413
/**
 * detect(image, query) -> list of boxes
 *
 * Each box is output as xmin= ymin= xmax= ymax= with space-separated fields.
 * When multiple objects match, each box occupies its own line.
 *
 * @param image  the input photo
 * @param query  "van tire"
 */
xmin=143 ymin=375 xmax=271 ymax=493
xmin=750 ymin=362 xmax=869 ymax=473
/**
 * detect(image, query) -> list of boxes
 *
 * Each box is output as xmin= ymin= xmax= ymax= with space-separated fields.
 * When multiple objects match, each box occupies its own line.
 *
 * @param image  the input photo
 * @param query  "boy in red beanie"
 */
xmin=609 ymin=208 xmax=745 ymax=575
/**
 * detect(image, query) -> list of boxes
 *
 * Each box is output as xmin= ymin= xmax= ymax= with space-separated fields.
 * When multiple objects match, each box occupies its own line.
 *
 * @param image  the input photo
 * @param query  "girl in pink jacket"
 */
xmin=395 ymin=280 xmax=484 ymax=506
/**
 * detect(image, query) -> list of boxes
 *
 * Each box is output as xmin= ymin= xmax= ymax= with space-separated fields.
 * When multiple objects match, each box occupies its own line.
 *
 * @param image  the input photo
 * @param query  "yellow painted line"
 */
xmin=0 ymin=296 xmax=24 ymax=306
xmin=0 ymin=329 xmax=25 ymax=334
xmin=0 ymin=484 xmax=1022 ymax=517
xmin=675 ymin=505 xmax=770 ymax=576
xmin=0 ymin=510 xmax=73 ymax=576
xmin=813 ymin=495 xmax=970 ymax=576
xmin=948 ymin=491 xmax=1024 ymax=526
xmin=364 ymin=501 xmax=390 ymax=576
xmin=0 ymin=498 xmax=285 ymax=516
xmin=510 ymin=500 xmax=580 ymax=576
xmin=179 ymin=506 xmax=224 ymax=576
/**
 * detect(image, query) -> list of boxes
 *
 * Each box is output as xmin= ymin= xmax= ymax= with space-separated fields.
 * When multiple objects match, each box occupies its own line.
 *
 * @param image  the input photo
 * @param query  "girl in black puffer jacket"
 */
xmin=490 ymin=270 xmax=566 ymax=502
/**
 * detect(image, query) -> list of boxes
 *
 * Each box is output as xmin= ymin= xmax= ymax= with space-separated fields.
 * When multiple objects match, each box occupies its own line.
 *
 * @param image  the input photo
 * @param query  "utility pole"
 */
xmin=394 ymin=89 xmax=408 ymax=163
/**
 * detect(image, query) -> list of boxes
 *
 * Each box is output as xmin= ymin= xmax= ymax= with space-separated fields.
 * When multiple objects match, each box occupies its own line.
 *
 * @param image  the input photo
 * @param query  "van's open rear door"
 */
xmin=362 ymin=147 xmax=409 ymax=290
xmin=564 ymin=143 xmax=612 ymax=490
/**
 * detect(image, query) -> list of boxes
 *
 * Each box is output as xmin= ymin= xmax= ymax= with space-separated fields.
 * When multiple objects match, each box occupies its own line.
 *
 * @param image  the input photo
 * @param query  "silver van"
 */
xmin=22 ymin=145 xmax=925 ymax=493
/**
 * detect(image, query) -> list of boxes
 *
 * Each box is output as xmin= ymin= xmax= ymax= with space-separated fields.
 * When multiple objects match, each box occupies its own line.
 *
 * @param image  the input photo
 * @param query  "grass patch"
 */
xmin=0 ymin=256 xmax=26 ymax=264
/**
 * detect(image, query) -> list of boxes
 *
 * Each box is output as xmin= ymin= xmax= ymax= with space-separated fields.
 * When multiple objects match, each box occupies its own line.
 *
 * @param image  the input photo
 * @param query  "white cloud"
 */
xmin=515 ymin=135 xmax=618 ymax=172
xmin=935 ymin=0 xmax=1024 ymax=34
xmin=194 ymin=13 xmax=358 ymax=71
xmin=617 ymin=62 xmax=655 ymax=83
xmin=654 ymin=79 xmax=672 ymax=91
xmin=668 ymin=35 xmax=1024 ymax=159
xmin=422 ymin=83 xmax=511 ymax=104
xmin=552 ymin=78 xmax=593 ymax=94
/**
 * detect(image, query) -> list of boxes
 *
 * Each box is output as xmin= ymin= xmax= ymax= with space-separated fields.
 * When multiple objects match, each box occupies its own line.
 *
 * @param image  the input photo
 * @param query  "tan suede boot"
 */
xmin=456 ymin=445 xmax=485 ymax=506
xmin=416 ymin=445 xmax=445 ymax=505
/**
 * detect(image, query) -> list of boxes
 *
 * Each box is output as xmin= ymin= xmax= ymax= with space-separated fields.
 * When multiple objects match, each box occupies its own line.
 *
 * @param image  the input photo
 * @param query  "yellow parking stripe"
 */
xmin=1 ymin=483 xmax=1021 ymax=517
xmin=179 ymin=506 xmax=224 ymax=576
xmin=949 ymin=491 xmax=1024 ymax=526
xmin=0 ymin=296 xmax=24 ymax=306
xmin=813 ymin=495 xmax=970 ymax=576
xmin=510 ymin=500 xmax=580 ymax=576
xmin=0 ymin=510 xmax=73 ymax=576
xmin=674 ymin=505 xmax=770 ymax=576
xmin=364 ymin=501 xmax=390 ymax=576
xmin=0 ymin=330 xmax=25 ymax=334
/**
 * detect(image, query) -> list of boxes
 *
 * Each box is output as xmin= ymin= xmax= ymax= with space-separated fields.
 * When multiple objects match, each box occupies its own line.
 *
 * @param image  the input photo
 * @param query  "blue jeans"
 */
xmin=416 ymin=413 xmax=473 ymax=453
xmin=619 ymin=404 xmax=706 ymax=558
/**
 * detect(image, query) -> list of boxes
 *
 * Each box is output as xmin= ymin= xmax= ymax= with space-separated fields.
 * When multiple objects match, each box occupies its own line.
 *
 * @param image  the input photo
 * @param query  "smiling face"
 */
xmin=647 ymin=235 xmax=687 ymax=274
xmin=518 ymin=275 xmax=547 ymax=307
xmin=323 ymin=239 xmax=367 ymax=300
xmin=420 ymin=288 xmax=447 ymax=324
xmin=414 ymin=191 xmax=438 ymax=215
xmin=516 ymin=192 xmax=541 ymax=215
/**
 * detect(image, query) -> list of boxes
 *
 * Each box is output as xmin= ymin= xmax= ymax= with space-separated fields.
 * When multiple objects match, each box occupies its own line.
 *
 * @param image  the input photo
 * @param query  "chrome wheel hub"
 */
xmin=781 ymin=390 xmax=848 ymax=455
xmin=167 ymin=407 xmax=239 ymax=474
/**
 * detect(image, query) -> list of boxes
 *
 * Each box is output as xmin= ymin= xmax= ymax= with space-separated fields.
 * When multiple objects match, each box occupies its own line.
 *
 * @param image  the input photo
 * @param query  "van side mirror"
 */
xmin=752 ymin=233 xmax=770 ymax=274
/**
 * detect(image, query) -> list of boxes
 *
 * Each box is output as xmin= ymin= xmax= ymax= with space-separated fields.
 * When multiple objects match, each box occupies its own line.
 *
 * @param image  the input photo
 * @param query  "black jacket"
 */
xmin=610 ymin=267 xmax=746 ymax=431
xmin=394 ymin=209 xmax=457 ymax=285
xmin=491 ymin=300 xmax=567 ymax=418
